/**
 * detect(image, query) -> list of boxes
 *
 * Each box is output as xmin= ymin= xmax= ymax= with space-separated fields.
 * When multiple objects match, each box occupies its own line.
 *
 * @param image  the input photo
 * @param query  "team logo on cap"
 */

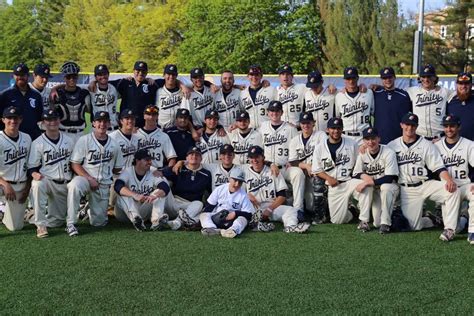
xmin=194 ymin=69 xmax=199 ymax=73
xmin=251 ymin=148 xmax=256 ymax=153
xmin=100 ymin=112 xmax=106 ymax=117
xmin=384 ymin=69 xmax=389 ymax=74
xmin=48 ymin=109 xmax=54 ymax=115
xmin=16 ymin=67 xmax=21 ymax=72
xmin=409 ymin=115 xmax=415 ymax=120
xmin=45 ymin=69 xmax=49 ymax=74
xmin=424 ymin=67 xmax=430 ymax=73
xmin=446 ymin=116 xmax=451 ymax=121
xmin=347 ymin=69 xmax=353 ymax=74
xmin=303 ymin=114 xmax=309 ymax=119
xmin=368 ymin=128 xmax=373 ymax=133
xmin=99 ymin=66 xmax=103 ymax=70
xmin=334 ymin=119 xmax=339 ymax=124
xmin=310 ymin=77 xmax=315 ymax=83
xmin=10 ymin=108 xmax=16 ymax=114
xmin=170 ymin=66 xmax=174 ymax=70
xmin=139 ymin=63 xmax=144 ymax=67
xmin=284 ymin=65 xmax=288 ymax=70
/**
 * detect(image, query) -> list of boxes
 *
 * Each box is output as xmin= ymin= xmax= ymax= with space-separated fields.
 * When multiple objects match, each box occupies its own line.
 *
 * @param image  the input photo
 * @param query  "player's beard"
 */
xmin=457 ymin=90 xmax=471 ymax=102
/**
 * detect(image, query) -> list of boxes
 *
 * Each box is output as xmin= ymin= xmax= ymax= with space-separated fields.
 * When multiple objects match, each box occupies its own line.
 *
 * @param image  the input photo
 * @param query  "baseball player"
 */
xmin=242 ymin=145 xmax=310 ymax=233
xmin=387 ymin=112 xmax=461 ymax=241
xmin=335 ymin=67 xmax=374 ymax=145
xmin=66 ymin=111 xmax=124 ymax=236
xmin=288 ymin=112 xmax=327 ymax=221
xmin=276 ymin=64 xmax=306 ymax=127
xmin=259 ymin=100 xmax=305 ymax=211
xmin=28 ymin=109 xmax=74 ymax=238
xmin=406 ymin=64 xmax=454 ymax=140
xmin=114 ymin=150 xmax=172 ymax=231
xmin=240 ymin=65 xmax=276 ymax=129
xmin=303 ymin=70 xmax=335 ymax=132
xmin=0 ymin=106 xmax=32 ymax=231
xmin=196 ymin=109 xmax=230 ymax=163
xmin=29 ymin=64 xmax=53 ymax=112
xmin=447 ymin=72 xmax=474 ymax=141
xmin=156 ymin=64 xmax=185 ymax=129
xmin=230 ymin=110 xmax=263 ymax=165
xmin=214 ymin=70 xmax=243 ymax=131
xmin=164 ymin=109 xmax=200 ymax=161
xmin=200 ymin=168 xmax=255 ymax=238
xmin=311 ymin=117 xmax=373 ymax=226
xmin=353 ymin=127 xmax=399 ymax=234
xmin=434 ymin=114 xmax=474 ymax=243
xmin=136 ymin=105 xmax=177 ymax=169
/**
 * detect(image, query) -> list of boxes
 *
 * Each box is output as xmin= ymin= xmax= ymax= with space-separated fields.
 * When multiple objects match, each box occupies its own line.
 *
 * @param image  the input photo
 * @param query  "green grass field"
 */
xmin=1 ymin=219 xmax=473 ymax=315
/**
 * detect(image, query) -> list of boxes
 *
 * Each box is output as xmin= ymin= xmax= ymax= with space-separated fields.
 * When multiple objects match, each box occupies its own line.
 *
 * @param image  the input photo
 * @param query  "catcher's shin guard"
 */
xmin=312 ymin=176 xmax=329 ymax=222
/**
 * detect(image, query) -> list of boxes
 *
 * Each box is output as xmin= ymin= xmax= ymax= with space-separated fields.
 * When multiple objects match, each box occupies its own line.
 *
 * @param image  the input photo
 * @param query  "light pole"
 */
xmin=412 ymin=0 xmax=425 ymax=74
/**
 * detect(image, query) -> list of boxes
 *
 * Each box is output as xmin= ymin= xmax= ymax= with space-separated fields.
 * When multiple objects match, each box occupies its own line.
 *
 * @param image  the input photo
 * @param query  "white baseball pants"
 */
xmin=371 ymin=183 xmax=399 ymax=227
xmin=327 ymin=179 xmax=373 ymax=224
xmin=281 ymin=166 xmax=305 ymax=210
xmin=0 ymin=182 xmax=27 ymax=231
xmin=31 ymin=178 xmax=68 ymax=227
xmin=115 ymin=195 xmax=166 ymax=223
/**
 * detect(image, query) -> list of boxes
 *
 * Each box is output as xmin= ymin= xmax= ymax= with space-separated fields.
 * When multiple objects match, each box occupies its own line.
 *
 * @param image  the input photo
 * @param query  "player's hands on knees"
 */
xmin=133 ymin=193 xmax=145 ymax=202
xmin=262 ymin=208 xmax=272 ymax=221
xmin=87 ymin=177 xmax=99 ymax=190
xmin=327 ymin=177 xmax=338 ymax=187
xmin=3 ymin=183 xmax=16 ymax=201
xmin=355 ymin=183 xmax=367 ymax=193
xmin=152 ymin=189 xmax=166 ymax=198
xmin=31 ymin=172 xmax=43 ymax=181
xmin=142 ymin=195 xmax=156 ymax=204
xmin=18 ymin=188 xmax=29 ymax=204
xmin=445 ymin=179 xmax=457 ymax=193
xmin=225 ymin=211 xmax=236 ymax=221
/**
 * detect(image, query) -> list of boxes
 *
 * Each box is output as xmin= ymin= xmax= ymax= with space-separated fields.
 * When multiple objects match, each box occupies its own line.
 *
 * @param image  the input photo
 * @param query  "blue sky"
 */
xmin=399 ymin=0 xmax=447 ymax=16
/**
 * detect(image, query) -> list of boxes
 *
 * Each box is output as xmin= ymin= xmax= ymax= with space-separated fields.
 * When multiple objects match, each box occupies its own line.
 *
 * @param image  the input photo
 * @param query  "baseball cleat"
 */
xmin=252 ymin=221 xmax=275 ymax=232
xmin=66 ymin=224 xmax=79 ymax=237
xmin=178 ymin=209 xmax=197 ymax=227
xmin=425 ymin=211 xmax=443 ymax=228
xmin=201 ymin=227 xmax=221 ymax=236
xmin=36 ymin=226 xmax=48 ymax=238
xmin=357 ymin=221 xmax=370 ymax=232
xmin=379 ymin=224 xmax=390 ymax=234
xmin=151 ymin=214 xmax=169 ymax=231
xmin=284 ymin=222 xmax=310 ymax=233
xmin=24 ymin=208 xmax=35 ymax=223
xmin=78 ymin=202 xmax=90 ymax=221
xmin=467 ymin=233 xmax=474 ymax=245
xmin=221 ymin=228 xmax=237 ymax=238
xmin=133 ymin=216 xmax=146 ymax=232
xmin=439 ymin=229 xmax=454 ymax=242
xmin=167 ymin=218 xmax=182 ymax=231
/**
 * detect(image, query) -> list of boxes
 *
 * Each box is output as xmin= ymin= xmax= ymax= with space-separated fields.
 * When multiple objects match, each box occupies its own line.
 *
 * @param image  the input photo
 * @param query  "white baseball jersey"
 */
xmin=214 ymin=88 xmax=242 ymax=130
xmin=136 ymin=128 xmax=177 ymax=169
xmin=118 ymin=166 xmax=169 ymax=196
xmin=109 ymin=130 xmax=139 ymax=168
xmin=181 ymin=86 xmax=215 ymax=128
xmin=203 ymin=163 xmax=241 ymax=190
xmin=435 ymin=137 xmax=474 ymax=186
xmin=70 ymin=133 xmax=124 ymax=184
xmin=230 ymin=128 xmax=263 ymax=165
xmin=241 ymin=86 xmax=276 ymax=128
xmin=28 ymin=132 xmax=74 ymax=181
xmin=0 ymin=131 xmax=31 ymax=182
xmin=304 ymin=87 xmax=335 ymax=131
xmin=277 ymin=83 xmax=306 ymax=125
xmin=242 ymin=164 xmax=288 ymax=204
xmin=259 ymin=121 xmax=298 ymax=166
xmin=207 ymin=184 xmax=255 ymax=214
xmin=156 ymin=87 xmax=183 ymax=129
xmin=196 ymin=130 xmax=230 ymax=164
xmin=353 ymin=144 xmax=399 ymax=180
xmin=29 ymin=83 xmax=51 ymax=111
xmin=288 ymin=131 xmax=327 ymax=164
xmin=388 ymin=136 xmax=445 ymax=184
xmin=311 ymin=137 xmax=358 ymax=183
xmin=90 ymin=83 xmax=120 ymax=129
xmin=335 ymin=89 xmax=374 ymax=134
xmin=407 ymin=86 xmax=454 ymax=138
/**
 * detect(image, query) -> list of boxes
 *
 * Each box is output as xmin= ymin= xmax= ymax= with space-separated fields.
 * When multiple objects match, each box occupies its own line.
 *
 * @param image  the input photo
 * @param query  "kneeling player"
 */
xmin=114 ymin=150 xmax=171 ymax=231
xmin=200 ymin=168 xmax=255 ymax=238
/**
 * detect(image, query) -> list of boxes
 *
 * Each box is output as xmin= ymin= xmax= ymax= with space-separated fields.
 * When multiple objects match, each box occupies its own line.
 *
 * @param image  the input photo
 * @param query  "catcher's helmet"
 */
xmin=60 ymin=61 xmax=80 ymax=75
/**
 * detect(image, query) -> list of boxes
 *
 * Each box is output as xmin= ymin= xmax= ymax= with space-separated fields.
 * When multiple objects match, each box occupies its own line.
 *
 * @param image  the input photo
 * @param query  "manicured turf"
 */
xmin=1 ymin=220 xmax=473 ymax=314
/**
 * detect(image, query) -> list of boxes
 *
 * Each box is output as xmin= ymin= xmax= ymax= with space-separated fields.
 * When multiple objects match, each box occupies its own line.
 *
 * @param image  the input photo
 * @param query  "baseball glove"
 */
xmin=211 ymin=210 xmax=232 ymax=229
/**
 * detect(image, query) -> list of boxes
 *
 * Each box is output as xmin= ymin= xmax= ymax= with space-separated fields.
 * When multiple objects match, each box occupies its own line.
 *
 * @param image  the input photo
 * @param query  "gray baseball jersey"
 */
xmin=259 ymin=121 xmax=298 ymax=166
xmin=203 ymin=163 xmax=241 ymax=190
xmin=229 ymin=128 xmax=263 ymax=165
xmin=89 ymin=83 xmax=120 ymax=129
xmin=118 ymin=166 xmax=169 ymax=196
xmin=277 ymin=83 xmax=306 ymax=125
xmin=0 ymin=131 xmax=31 ymax=182
xmin=242 ymin=164 xmax=288 ymax=204
xmin=435 ymin=137 xmax=474 ymax=186
xmin=109 ymin=130 xmax=139 ymax=168
xmin=353 ymin=144 xmax=399 ymax=179
xmin=214 ymin=88 xmax=242 ymax=130
xmin=241 ymin=86 xmax=276 ymax=128
xmin=136 ymin=128 xmax=177 ymax=169
xmin=335 ymin=89 xmax=374 ymax=134
xmin=156 ymin=87 xmax=183 ymax=129
xmin=29 ymin=83 xmax=52 ymax=111
xmin=196 ymin=130 xmax=230 ymax=164
xmin=289 ymin=131 xmax=327 ymax=164
xmin=303 ymin=87 xmax=335 ymax=131
xmin=181 ymin=86 xmax=215 ymax=128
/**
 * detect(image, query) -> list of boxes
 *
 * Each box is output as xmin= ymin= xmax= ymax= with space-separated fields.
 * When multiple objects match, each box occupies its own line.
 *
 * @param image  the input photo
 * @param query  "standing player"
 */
xmin=165 ymin=109 xmax=200 ymax=161
xmin=407 ymin=64 xmax=454 ymax=140
xmin=200 ymin=168 xmax=255 ymax=238
xmin=387 ymin=113 xmax=460 ymax=241
xmin=214 ymin=70 xmax=243 ymax=131
xmin=303 ymin=70 xmax=335 ymax=132
xmin=259 ymin=101 xmax=304 ymax=212
xmin=311 ymin=117 xmax=373 ymax=226
xmin=29 ymin=64 xmax=53 ymax=112
xmin=66 ymin=111 xmax=124 ymax=236
xmin=28 ymin=109 xmax=74 ymax=238
xmin=240 ymin=65 xmax=276 ymax=129
xmin=434 ymin=114 xmax=474 ymax=243
xmin=196 ymin=109 xmax=230 ymax=163
xmin=230 ymin=110 xmax=263 ymax=165
xmin=0 ymin=106 xmax=32 ymax=231
xmin=288 ymin=112 xmax=327 ymax=221
xmin=136 ymin=105 xmax=177 ymax=169
xmin=276 ymin=64 xmax=306 ymax=127
xmin=242 ymin=146 xmax=310 ymax=233
xmin=335 ymin=67 xmax=374 ymax=144
xmin=353 ymin=127 xmax=399 ymax=234
xmin=447 ymin=72 xmax=473 ymax=141
xmin=156 ymin=64 xmax=185 ymax=129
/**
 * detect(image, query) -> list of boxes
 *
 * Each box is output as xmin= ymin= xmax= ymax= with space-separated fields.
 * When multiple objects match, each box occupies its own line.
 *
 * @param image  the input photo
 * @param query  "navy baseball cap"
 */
xmin=419 ymin=64 xmax=436 ymax=77
xmin=134 ymin=149 xmax=152 ymax=161
xmin=380 ymin=67 xmax=395 ymax=79
xmin=42 ymin=109 xmax=60 ymax=120
xmin=236 ymin=111 xmax=250 ymax=121
xmin=248 ymin=65 xmax=262 ymax=76
xmin=187 ymin=146 xmax=202 ymax=156
xmin=299 ymin=112 xmax=314 ymax=124
xmin=120 ymin=109 xmax=136 ymax=119
xmin=34 ymin=64 xmax=53 ymax=78
xmin=267 ymin=101 xmax=283 ymax=112
xmin=3 ymin=106 xmax=22 ymax=118
xmin=144 ymin=105 xmax=159 ymax=115
xmin=343 ymin=67 xmax=359 ymax=79
xmin=401 ymin=112 xmax=419 ymax=126
xmin=205 ymin=109 xmax=219 ymax=119
xmin=278 ymin=64 xmax=293 ymax=75
xmin=164 ymin=64 xmax=178 ymax=75
xmin=362 ymin=127 xmax=379 ymax=139
xmin=457 ymin=72 xmax=472 ymax=84
xmin=176 ymin=108 xmax=191 ymax=118
xmin=327 ymin=117 xmax=343 ymax=129
xmin=442 ymin=114 xmax=461 ymax=126
xmin=306 ymin=70 xmax=323 ymax=88
xmin=190 ymin=68 xmax=204 ymax=78
xmin=93 ymin=111 xmax=110 ymax=121
xmin=13 ymin=63 xmax=29 ymax=76
xmin=134 ymin=61 xmax=148 ymax=71
xmin=220 ymin=144 xmax=234 ymax=155
xmin=248 ymin=145 xmax=264 ymax=158
xmin=94 ymin=64 xmax=109 ymax=76
xmin=229 ymin=168 xmax=245 ymax=182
